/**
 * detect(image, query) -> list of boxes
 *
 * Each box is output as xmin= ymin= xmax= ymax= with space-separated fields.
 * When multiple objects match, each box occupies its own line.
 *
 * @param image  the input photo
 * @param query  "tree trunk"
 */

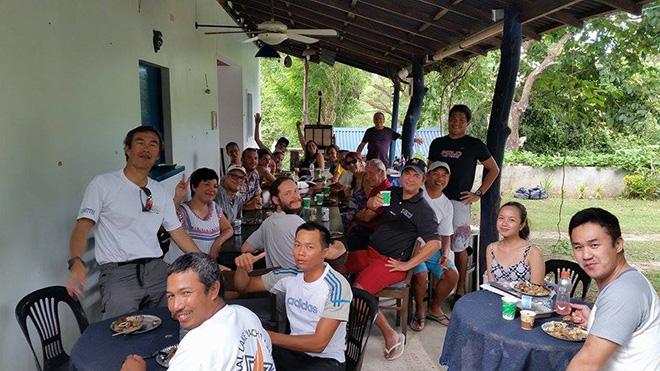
xmin=507 ymin=33 xmax=572 ymax=149
xmin=302 ymin=58 xmax=310 ymax=125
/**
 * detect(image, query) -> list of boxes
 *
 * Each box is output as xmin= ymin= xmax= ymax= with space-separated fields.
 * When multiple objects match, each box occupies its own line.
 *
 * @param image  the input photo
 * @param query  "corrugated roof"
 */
xmin=333 ymin=127 xmax=443 ymax=159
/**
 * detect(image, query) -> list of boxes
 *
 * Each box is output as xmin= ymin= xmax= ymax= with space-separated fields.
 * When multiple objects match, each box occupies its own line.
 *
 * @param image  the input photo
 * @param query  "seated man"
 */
xmin=242 ymin=177 xmax=346 ymax=268
xmin=411 ymin=162 xmax=458 ymax=330
xmin=346 ymin=158 xmax=441 ymax=360
xmin=567 ymin=208 xmax=659 ymax=371
xmin=241 ymin=148 xmax=262 ymax=210
xmin=120 ymin=253 xmax=274 ymax=371
xmin=215 ymin=164 xmax=248 ymax=222
xmin=257 ymin=148 xmax=276 ymax=188
xmin=344 ymin=159 xmax=391 ymax=252
xmin=225 ymin=141 xmax=241 ymax=167
xmin=234 ymin=223 xmax=352 ymax=371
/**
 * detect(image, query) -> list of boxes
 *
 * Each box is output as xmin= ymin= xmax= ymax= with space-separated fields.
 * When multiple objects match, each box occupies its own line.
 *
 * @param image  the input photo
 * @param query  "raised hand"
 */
xmin=174 ymin=173 xmax=189 ymax=205
xmin=235 ymin=251 xmax=267 ymax=273
xmin=366 ymin=193 xmax=384 ymax=211
xmin=254 ymin=113 xmax=262 ymax=125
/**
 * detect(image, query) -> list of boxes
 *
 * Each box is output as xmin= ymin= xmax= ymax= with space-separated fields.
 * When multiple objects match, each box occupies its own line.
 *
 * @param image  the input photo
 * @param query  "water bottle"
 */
xmin=309 ymin=162 xmax=315 ymax=178
xmin=554 ymin=271 xmax=571 ymax=315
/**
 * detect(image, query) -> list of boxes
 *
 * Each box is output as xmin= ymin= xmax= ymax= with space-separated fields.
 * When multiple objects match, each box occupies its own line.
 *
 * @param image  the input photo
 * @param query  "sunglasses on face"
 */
xmin=228 ymin=173 xmax=246 ymax=182
xmin=140 ymin=187 xmax=153 ymax=212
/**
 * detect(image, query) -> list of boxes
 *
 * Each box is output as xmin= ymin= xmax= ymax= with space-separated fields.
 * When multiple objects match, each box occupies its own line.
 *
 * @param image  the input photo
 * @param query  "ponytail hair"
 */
xmin=500 ymin=201 xmax=530 ymax=240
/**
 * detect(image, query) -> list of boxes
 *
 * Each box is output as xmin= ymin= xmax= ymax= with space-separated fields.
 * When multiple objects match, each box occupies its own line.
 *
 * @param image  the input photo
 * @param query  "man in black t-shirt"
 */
xmin=345 ymin=158 xmax=441 ymax=360
xmin=427 ymin=105 xmax=500 ymax=297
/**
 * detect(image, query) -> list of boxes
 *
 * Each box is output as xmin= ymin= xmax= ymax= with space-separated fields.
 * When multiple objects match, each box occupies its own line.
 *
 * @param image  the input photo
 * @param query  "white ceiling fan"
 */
xmin=241 ymin=20 xmax=337 ymax=45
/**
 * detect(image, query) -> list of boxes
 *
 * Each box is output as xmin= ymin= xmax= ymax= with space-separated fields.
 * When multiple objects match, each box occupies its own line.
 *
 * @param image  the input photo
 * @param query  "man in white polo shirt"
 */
xmin=66 ymin=126 xmax=200 ymax=319
xmin=234 ymin=222 xmax=352 ymax=371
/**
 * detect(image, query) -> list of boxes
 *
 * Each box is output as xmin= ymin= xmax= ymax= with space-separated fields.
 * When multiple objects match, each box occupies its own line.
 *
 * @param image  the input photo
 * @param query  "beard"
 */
xmin=280 ymin=201 xmax=303 ymax=215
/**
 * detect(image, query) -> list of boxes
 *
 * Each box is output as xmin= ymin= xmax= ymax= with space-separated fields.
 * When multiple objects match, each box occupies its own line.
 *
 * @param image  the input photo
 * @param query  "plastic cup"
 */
xmin=380 ymin=190 xmax=391 ymax=206
xmin=303 ymin=197 xmax=311 ymax=208
xmin=520 ymin=310 xmax=536 ymax=330
xmin=315 ymin=193 xmax=324 ymax=205
xmin=501 ymin=296 xmax=518 ymax=320
xmin=323 ymin=187 xmax=331 ymax=196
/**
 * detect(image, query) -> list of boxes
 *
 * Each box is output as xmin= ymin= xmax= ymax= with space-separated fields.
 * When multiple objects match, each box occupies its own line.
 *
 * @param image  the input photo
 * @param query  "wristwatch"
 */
xmin=474 ymin=189 xmax=483 ymax=197
xmin=67 ymin=256 xmax=85 ymax=270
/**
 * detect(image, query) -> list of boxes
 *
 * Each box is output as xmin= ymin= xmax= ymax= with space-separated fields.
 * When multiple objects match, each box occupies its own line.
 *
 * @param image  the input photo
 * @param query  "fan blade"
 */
xmin=196 ymin=22 xmax=244 ymax=29
xmin=242 ymin=36 xmax=260 ymax=43
xmin=287 ymin=29 xmax=337 ymax=36
xmin=205 ymin=31 xmax=252 ymax=35
xmin=287 ymin=33 xmax=319 ymax=44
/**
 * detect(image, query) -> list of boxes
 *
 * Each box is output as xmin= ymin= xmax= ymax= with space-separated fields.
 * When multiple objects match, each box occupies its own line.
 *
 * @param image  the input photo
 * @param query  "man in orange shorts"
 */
xmin=345 ymin=158 xmax=442 ymax=360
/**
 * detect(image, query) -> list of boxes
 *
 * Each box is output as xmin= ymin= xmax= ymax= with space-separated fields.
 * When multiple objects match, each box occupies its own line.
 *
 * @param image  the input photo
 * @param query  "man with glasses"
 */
xmin=66 ymin=126 xmax=200 ymax=319
xmin=216 ymin=164 xmax=249 ymax=222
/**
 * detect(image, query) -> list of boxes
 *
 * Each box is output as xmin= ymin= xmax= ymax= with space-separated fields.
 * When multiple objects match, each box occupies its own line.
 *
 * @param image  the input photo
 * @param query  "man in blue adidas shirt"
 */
xmin=234 ymin=222 xmax=352 ymax=371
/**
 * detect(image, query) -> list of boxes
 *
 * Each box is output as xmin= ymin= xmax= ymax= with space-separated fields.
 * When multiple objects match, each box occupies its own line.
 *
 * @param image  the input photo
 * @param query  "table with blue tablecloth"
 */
xmin=440 ymin=290 xmax=583 ymax=371
xmin=70 ymin=307 xmax=178 ymax=371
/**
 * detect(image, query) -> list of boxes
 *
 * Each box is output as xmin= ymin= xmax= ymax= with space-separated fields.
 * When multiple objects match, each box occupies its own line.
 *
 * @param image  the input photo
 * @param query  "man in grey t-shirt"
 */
xmin=567 ymin=208 xmax=659 ymax=371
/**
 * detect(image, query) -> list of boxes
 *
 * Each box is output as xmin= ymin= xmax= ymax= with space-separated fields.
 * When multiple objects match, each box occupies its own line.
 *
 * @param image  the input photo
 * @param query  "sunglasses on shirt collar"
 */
xmin=140 ymin=187 xmax=154 ymax=212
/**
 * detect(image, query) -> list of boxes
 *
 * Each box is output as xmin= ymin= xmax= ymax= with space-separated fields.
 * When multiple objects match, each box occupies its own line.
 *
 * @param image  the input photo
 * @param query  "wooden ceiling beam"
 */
xmin=316 ymin=38 xmax=410 ymax=64
xmin=593 ymin=0 xmax=642 ymax=15
xmin=522 ymin=25 xmax=541 ymax=40
xmin=417 ymin=0 xmax=492 ymax=23
xmin=358 ymin=0 xmax=469 ymax=35
xmin=520 ymin=0 xmax=583 ymax=24
xmin=300 ymin=0 xmax=450 ymax=48
xmin=237 ymin=0 xmax=428 ymax=57
xmin=545 ymin=10 xmax=584 ymax=27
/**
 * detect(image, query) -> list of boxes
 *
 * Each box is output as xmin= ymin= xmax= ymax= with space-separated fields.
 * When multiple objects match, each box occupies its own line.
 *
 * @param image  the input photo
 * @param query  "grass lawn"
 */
xmin=472 ymin=197 xmax=660 ymax=234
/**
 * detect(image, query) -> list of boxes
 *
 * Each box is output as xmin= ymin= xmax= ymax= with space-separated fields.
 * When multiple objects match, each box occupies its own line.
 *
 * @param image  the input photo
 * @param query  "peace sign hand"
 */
xmin=174 ymin=173 xmax=189 ymax=205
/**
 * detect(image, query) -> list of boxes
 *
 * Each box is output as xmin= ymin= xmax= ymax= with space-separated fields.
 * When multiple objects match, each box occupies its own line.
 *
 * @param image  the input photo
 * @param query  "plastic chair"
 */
xmin=345 ymin=288 xmax=379 ymax=371
xmin=545 ymin=259 xmax=592 ymax=300
xmin=15 ymin=286 xmax=89 ymax=371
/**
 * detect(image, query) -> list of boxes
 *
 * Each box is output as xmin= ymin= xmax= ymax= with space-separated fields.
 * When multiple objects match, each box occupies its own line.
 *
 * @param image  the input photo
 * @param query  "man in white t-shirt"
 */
xmin=234 ymin=223 xmax=352 ymax=371
xmin=121 ymin=253 xmax=274 ymax=371
xmin=567 ymin=208 xmax=659 ymax=371
xmin=410 ymin=161 xmax=458 ymax=331
xmin=66 ymin=127 xmax=200 ymax=319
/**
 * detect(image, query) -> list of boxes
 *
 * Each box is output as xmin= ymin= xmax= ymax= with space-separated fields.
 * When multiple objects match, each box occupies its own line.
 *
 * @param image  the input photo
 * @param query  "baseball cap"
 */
xmin=402 ymin=158 xmax=426 ymax=175
xmin=428 ymin=161 xmax=451 ymax=175
xmin=226 ymin=164 xmax=247 ymax=176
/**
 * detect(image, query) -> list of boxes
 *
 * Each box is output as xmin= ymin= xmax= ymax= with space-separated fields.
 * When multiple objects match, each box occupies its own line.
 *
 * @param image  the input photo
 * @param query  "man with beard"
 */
xmin=242 ymin=177 xmax=346 ymax=269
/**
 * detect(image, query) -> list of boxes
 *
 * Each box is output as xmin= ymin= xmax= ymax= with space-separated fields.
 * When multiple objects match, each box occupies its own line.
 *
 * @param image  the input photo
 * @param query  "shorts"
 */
xmin=345 ymin=247 xmax=407 ymax=295
xmin=413 ymin=250 xmax=456 ymax=279
xmin=450 ymin=200 xmax=472 ymax=252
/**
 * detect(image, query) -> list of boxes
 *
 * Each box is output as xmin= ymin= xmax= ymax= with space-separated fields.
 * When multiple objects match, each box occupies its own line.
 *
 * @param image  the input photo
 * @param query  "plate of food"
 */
xmin=111 ymin=315 xmax=161 ymax=335
xmin=510 ymin=281 xmax=551 ymax=297
xmin=541 ymin=321 xmax=588 ymax=342
xmin=155 ymin=344 xmax=178 ymax=368
xmin=242 ymin=218 xmax=262 ymax=226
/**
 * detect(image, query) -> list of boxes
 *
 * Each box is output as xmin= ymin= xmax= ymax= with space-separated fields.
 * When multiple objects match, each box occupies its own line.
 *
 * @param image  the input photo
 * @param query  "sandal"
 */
xmin=426 ymin=312 xmax=450 ymax=326
xmin=410 ymin=315 xmax=425 ymax=332
xmin=383 ymin=333 xmax=405 ymax=361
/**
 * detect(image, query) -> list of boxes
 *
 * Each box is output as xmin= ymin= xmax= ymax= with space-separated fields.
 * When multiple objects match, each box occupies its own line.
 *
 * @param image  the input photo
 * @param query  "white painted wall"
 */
xmin=0 ymin=0 xmax=259 ymax=368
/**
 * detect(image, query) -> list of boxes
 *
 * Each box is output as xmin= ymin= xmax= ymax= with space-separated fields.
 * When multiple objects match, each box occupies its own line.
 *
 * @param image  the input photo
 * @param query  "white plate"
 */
xmin=541 ymin=321 xmax=587 ymax=342
xmin=110 ymin=314 xmax=161 ymax=335
xmin=155 ymin=344 xmax=178 ymax=368
xmin=510 ymin=281 xmax=551 ymax=297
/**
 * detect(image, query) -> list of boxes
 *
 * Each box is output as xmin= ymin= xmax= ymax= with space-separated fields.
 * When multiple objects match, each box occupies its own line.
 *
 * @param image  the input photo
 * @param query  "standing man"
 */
xmin=225 ymin=142 xmax=241 ymax=167
xmin=241 ymin=148 xmax=262 ymax=210
xmin=121 ymin=253 xmax=274 ymax=371
xmin=427 ymin=104 xmax=500 ymax=298
xmin=567 ymin=208 xmax=659 ymax=370
xmin=234 ymin=223 xmax=352 ymax=371
xmin=356 ymin=112 xmax=400 ymax=164
xmin=215 ymin=164 xmax=248 ymax=222
xmin=66 ymin=126 xmax=200 ymax=319
xmin=410 ymin=162 xmax=457 ymax=331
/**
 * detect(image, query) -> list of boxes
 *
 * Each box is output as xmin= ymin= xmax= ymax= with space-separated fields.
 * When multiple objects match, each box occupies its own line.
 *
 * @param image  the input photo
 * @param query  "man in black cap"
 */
xmin=345 ymin=158 xmax=441 ymax=361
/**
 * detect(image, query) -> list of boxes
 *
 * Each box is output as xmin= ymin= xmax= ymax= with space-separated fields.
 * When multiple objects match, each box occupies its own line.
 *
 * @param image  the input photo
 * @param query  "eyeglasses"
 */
xmin=228 ymin=173 xmax=246 ymax=182
xmin=140 ymin=187 xmax=153 ymax=212
xmin=345 ymin=159 xmax=358 ymax=166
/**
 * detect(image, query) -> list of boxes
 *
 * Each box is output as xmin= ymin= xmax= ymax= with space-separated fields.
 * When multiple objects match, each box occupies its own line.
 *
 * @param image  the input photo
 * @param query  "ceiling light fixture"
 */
xmin=255 ymin=44 xmax=281 ymax=59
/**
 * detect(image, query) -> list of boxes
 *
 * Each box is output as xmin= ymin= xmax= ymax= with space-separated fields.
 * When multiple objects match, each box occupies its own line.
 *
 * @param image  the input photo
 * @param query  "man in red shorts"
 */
xmin=345 ymin=158 xmax=441 ymax=361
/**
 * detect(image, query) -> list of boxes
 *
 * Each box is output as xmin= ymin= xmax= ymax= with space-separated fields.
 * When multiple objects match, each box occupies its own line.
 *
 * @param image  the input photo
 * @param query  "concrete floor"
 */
xmin=359 ymin=300 xmax=452 ymax=371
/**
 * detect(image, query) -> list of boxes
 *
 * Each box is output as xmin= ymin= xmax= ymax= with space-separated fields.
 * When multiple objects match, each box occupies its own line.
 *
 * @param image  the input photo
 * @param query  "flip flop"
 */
xmin=427 ymin=313 xmax=450 ymax=326
xmin=384 ymin=333 xmax=405 ymax=361
xmin=410 ymin=315 xmax=425 ymax=332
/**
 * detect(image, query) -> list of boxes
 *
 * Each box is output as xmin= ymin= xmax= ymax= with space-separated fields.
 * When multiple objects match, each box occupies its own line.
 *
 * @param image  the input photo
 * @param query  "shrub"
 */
xmin=623 ymin=170 xmax=660 ymax=200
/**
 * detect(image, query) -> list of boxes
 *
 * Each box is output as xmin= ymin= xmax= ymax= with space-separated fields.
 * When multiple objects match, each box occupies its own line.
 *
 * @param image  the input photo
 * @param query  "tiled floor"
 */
xmin=360 ymin=301 xmax=452 ymax=370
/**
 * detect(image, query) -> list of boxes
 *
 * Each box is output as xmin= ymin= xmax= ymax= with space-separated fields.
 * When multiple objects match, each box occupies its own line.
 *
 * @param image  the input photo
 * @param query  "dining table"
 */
xmin=439 ymin=290 xmax=584 ymax=371
xmin=69 ymin=307 xmax=178 ymax=371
